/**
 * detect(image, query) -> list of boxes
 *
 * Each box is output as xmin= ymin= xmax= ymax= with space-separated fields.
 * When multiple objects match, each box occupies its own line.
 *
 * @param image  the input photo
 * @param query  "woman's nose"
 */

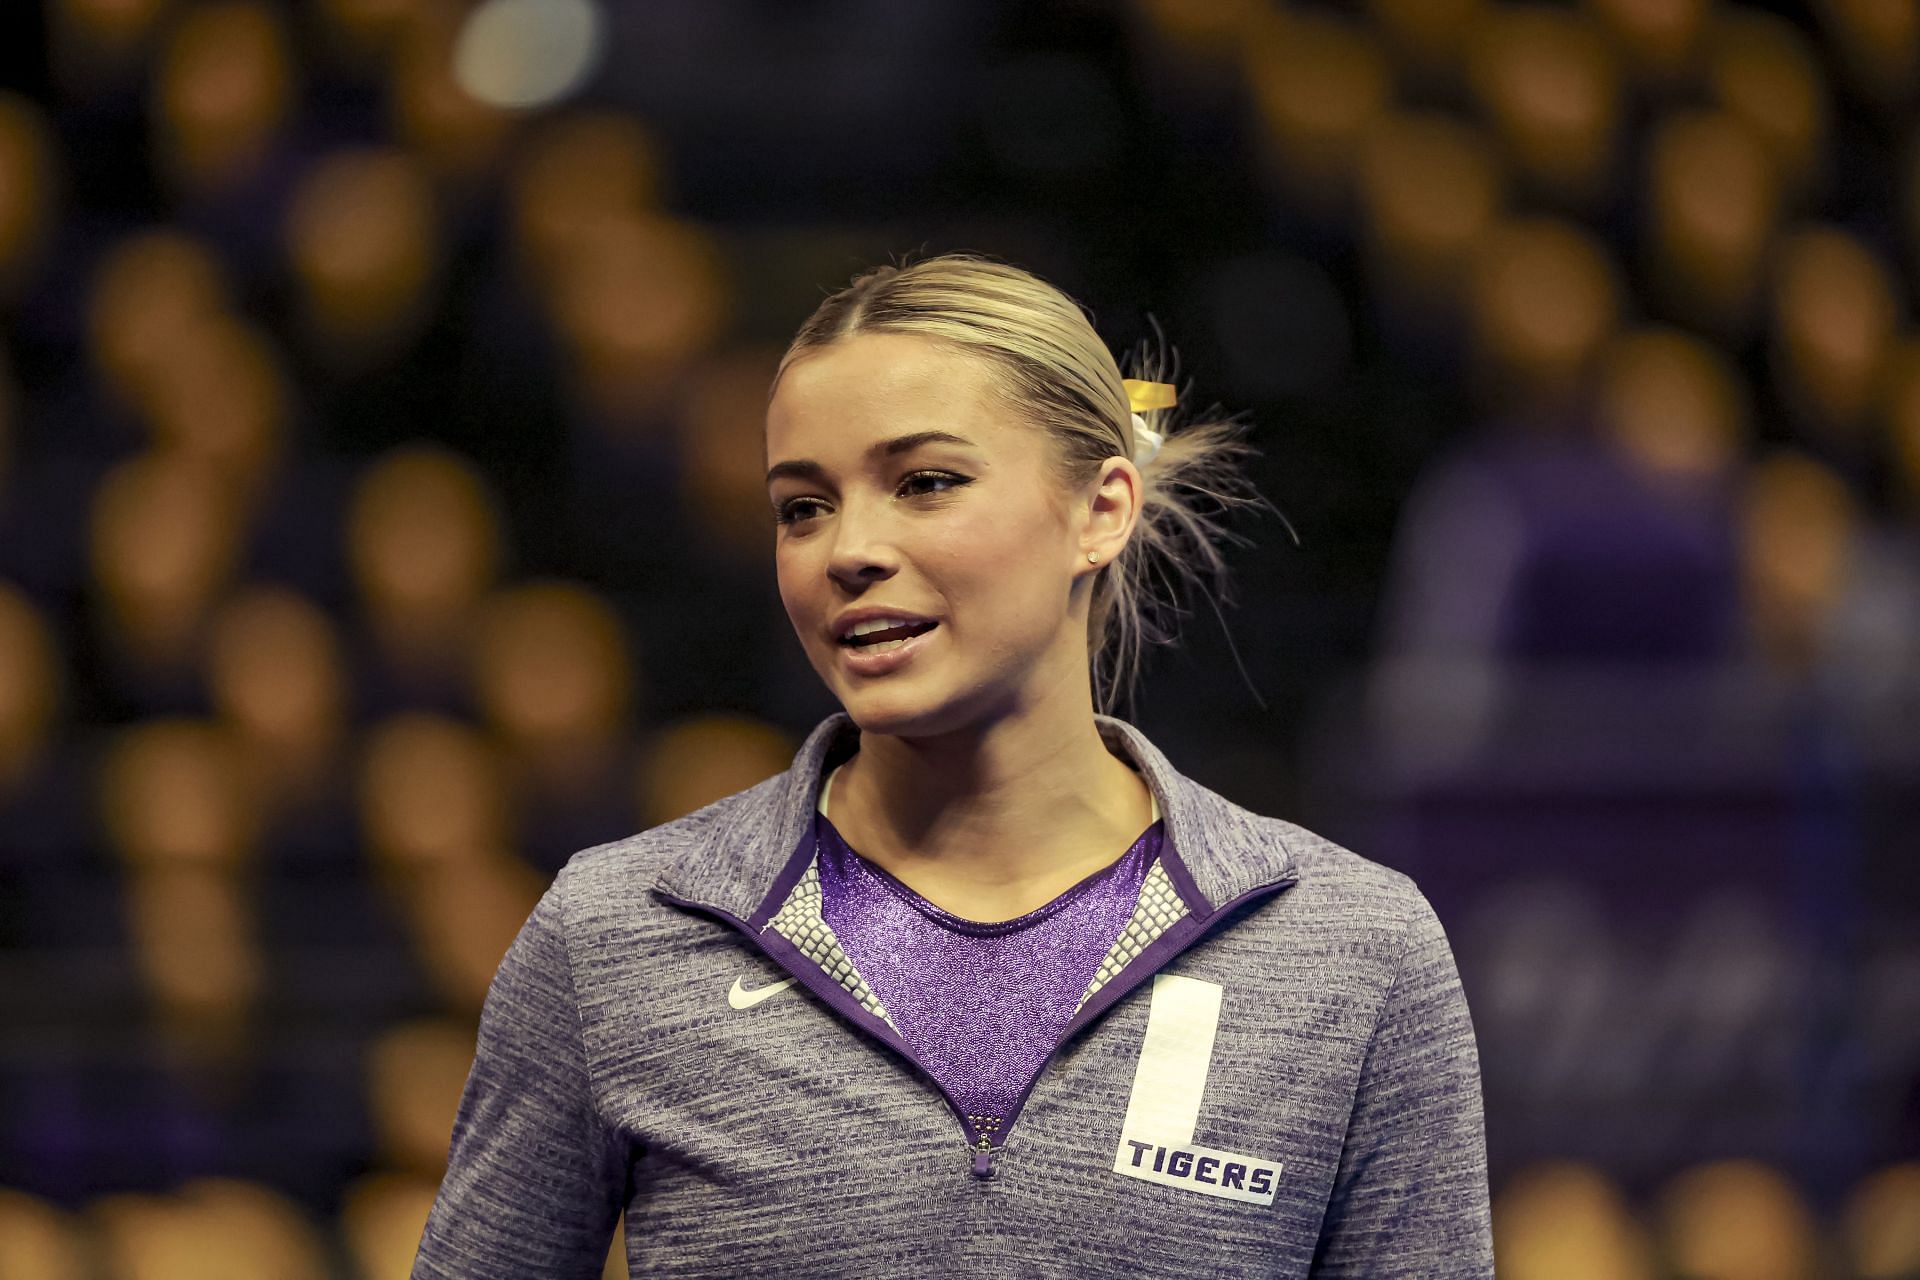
xmin=825 ymin=499 xmax=901 ymax=587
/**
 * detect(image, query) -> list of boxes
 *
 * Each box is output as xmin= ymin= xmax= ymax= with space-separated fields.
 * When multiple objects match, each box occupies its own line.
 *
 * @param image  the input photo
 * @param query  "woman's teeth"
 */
xmin=842 ymin=620 xmax=937 ymax=649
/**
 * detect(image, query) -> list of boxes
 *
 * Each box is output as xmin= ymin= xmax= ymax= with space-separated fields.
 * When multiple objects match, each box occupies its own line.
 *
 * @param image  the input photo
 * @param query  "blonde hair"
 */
xmin=776 ymin=253 xmax=1277 ymax=715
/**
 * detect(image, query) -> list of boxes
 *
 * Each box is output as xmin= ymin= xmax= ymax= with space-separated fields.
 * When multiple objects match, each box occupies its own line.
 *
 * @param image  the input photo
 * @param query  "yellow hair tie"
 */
xmin=1123 ymin=379 xmax=1178 ymax=412
xmin=1120 ymin=380 xmax=1175 ymax=467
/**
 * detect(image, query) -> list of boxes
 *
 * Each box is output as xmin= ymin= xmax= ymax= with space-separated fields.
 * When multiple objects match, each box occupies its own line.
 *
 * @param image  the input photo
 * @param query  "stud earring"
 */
xmin=1087 ymin=552 xmax=1098 ymax=563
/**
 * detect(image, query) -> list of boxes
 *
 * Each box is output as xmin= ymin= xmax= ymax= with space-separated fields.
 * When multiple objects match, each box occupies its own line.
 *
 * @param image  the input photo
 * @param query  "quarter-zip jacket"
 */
xmin=413 ymin=712 xmax=1494 ymax=1278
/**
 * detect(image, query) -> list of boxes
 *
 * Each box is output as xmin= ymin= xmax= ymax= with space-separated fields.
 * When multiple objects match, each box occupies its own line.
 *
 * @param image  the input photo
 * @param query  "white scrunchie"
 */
xmin=1131 ymin=412 xmax=1164 ymax=467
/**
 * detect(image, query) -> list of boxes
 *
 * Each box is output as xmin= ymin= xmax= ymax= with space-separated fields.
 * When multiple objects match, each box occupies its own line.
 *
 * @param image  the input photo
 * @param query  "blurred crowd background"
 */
xmin=0 ymin=0 xmax=1916 ymax=1275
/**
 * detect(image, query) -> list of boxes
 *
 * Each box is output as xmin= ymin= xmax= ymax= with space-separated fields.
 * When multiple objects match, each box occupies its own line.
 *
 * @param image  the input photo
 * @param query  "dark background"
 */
xmin=0 ymin=0 xmax=1916 ymax=1274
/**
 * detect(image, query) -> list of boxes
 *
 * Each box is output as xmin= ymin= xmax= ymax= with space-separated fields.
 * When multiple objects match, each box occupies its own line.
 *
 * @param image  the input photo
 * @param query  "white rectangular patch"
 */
xmin=1112 ymin=1136 xmax=1283 ymax=1206
xmin=1111 ymin=974 xmax=1283 ymax=1205
xmin=1118 ymin=974 xmax=1222 ymax=1145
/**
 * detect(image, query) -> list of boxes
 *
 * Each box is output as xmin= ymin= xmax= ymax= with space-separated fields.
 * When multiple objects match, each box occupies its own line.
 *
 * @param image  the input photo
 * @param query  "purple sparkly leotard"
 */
xmin=814 ymin=761 xmax=1162 ymax=1129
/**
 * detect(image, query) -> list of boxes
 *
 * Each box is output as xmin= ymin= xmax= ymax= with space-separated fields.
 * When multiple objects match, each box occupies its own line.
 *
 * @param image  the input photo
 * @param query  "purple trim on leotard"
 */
xmin=814 ymin=807 xmax=1162 ymax=1127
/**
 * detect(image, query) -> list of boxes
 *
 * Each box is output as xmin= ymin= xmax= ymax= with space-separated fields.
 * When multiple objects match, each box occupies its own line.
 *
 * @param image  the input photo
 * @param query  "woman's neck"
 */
xmin=821 ymin=711 xmax=1158 ymax=923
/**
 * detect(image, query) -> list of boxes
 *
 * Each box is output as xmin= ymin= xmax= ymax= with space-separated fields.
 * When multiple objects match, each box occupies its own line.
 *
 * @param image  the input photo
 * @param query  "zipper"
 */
xmin=657 ymin=872 xmax=1296 ymax=1181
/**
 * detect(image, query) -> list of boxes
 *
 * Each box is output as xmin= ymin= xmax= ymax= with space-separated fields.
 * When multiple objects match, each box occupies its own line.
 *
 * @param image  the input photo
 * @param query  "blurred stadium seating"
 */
xmin=0 ymin=0 xmax=1916 ymax=1273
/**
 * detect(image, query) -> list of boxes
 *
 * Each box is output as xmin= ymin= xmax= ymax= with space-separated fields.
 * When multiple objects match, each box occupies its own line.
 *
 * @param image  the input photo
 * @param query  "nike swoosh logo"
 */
xmin=728 ymin=976 xmax=798 ymax=1010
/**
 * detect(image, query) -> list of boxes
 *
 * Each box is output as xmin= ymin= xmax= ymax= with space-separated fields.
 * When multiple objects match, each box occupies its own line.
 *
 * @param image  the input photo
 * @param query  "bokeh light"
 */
xmin=0 ymin=0 xmax=1917 ymax=1271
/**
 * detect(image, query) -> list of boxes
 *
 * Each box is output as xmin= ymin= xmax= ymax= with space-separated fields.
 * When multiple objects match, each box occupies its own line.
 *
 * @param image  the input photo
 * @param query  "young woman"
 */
xmin=413 ymin=255 xmax=1493 ymax=1278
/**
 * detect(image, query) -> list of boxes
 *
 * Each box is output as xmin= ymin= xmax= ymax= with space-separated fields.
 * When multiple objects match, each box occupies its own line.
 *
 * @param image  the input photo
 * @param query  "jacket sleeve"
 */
xmin=412 ymin=873 xmax=629 ymax=1279
xmin=1309 ymin=892 xmax=1494 ymax=1277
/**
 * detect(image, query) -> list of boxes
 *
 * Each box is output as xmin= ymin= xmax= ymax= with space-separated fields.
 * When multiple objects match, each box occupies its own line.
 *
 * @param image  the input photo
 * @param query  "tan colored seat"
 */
xmin=1882 ymin=338 xmax=1920 ymax=517
xmin=87 ymin=231 xmax=232 ymax=413
xmin=97 ymin=720 xmax=261 ymax=1068
xmin=0 ymin=94 xmax=54 ymax=303
xmin=0 ymin=584 xmax=61 ymax=800
xmin=637 ymin=712 xmax=797 ymax=828
xmin=0 ymin=1187 xmax=90 ymax=1280
xmin=390 ymin=3 xmax=510 ymax=179
xmin=89 ymin=453 xmax=244 ymax=673
xmin=365 ymin=1018 xmax=476 ymax=1175
xmin=285 ymin=147 xmax=439 ymax=369
xmin=123 ymin=867 xmax=263 ymax=1063
xmin=360 ymin=712 xmax=510 ymax=876
xmin=0 ymin=351 xmax=12 ymax=494
xmin=1740 ymin=451 xmax=1860 ymax=674
xmin=1356 ymin=111 xmax=1503 ymax=317
xmin=151 ymin=1 xmax=293 ymax=197
xmin=89 ymin=1194 xmax=191 ymax=1280
xmin=1244 ymin=13 xmax=1391 ymax=224
xmin=473 ymin=581 xmax=634 ymax=789
xmin=1705 ymin=11 xmax=1827 ymax=204
xmin=1594 ymin=327 xmax=1748 ymax=481
xmin=339 ymin=1171 xmax=440 ymax=1280
xmin=137 ymin=317 xmax=287 ymax=500
xmin=1844 ymin=1161 xmax=1920 ymax=1280
xmin=1465 ymin=216 xmax=1621 ymax=410
xmin=315 ymin=0 xmax=433 ymax=67
xmin=1366 ymin=0 xmax=1484 ymax=90
xmin=1132 ymin=0 xmax=1278 ymax=71
xmin=1493 ymin=1159 xmax=1655 ymax=1280
xmin=678 ymin=346 xmax=786 ymax=554
xmin=1643 ymin=111 xmax=1779 ymax=340
xmin=49 ymin=0 xmax=173 ymax=91
xmin=207 ymin=587 xmax=349 ymax=809
xmin=400 ymin=852 xmax=543 ymax=1014
xmin=1465 ymin=7 xmax=1620 ymax=211
xmin=346 ymin=445 xmax=503 ymax=682
xmin=1655 ymin=1159 xmax=1820 ymax=1280
xmin=341 ymin=1167 xmax=627 ymax=1277
xmin=359 ymin=711 xmax=543 ymax=1006
xmin=1771 ymin=227 xmax=1900 ymax=444
xmin=100 ymin=719 xmax=258 ymax=872
xmin=546 ymin=213 xmax=729 ymax=424
xmin=472 ymin=583 xmax=637 ymax=821
xmin=1589 ymin=0 xmax=1710 ymax=87
xmin=93 ymin=1179 xmax=327 ymax=1280
xmin=510 ymin=111 xmax=666 ymax=293
xmin=180 ymin=1179 xmax=329 ymax=1280
xmin=1815 ymin=0 xmax=1919 ymax=112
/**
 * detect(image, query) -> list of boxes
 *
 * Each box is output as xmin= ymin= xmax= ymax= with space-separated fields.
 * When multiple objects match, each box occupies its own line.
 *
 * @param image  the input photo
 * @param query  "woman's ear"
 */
xmin=1078 ymin=456 xmax=1143 ymax=565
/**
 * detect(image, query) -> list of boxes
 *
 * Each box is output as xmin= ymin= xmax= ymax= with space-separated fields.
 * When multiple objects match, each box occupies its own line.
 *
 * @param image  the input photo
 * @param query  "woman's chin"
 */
xmin=839 ymin=694 xmax=942 ymax=737
xmin=838 ymin=680 xmax=1034 ymax=746
xmin=834 ymin=680 xmax=975 ymax=739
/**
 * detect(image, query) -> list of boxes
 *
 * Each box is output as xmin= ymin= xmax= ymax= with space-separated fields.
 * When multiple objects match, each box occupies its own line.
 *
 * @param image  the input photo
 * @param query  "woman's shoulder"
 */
xmin=1171 ymin=767 xmax=1428 ymax=915
xmin=1167 ymin=781 xmax=1446 ymax=989
xmin=1267 ymin=812 xmax=1426 ymax=907
xmin=549 ymin=768 xmax=796 ymax=906
xmin=1264 ymin=814 xmax=1447 ymax=963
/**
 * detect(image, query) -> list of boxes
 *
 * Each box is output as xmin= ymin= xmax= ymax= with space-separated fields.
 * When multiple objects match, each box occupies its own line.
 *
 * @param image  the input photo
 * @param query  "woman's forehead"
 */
xmin=767 ymin=333 xmax=1017 ymax=453
xmin=776 ymin=333 xmax=995 ymax=412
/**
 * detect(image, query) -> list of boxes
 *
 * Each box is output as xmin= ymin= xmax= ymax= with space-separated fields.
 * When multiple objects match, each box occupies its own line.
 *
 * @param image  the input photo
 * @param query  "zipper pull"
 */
xmin=970 ymin=1135 xmax=998 ymax=1181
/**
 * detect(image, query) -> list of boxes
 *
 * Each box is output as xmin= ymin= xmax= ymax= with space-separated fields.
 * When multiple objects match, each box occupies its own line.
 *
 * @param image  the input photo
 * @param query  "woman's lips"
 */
xmin=837 ymin=621 xmax=939 ymax=676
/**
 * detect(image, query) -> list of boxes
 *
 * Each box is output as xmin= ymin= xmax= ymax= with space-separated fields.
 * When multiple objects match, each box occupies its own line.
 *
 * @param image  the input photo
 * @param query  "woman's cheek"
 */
xmin=774 ymin=552 xmax=824 ymax=648
xmin=928 ymin=502 xmax=1027 ymax=572
xmin=929 ymin=508 xmax=1063 ymax=640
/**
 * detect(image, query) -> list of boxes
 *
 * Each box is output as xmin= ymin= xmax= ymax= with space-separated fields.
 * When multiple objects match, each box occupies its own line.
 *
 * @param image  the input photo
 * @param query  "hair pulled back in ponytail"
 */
xmin=775 ymin=252 xmax=1278 ymax=716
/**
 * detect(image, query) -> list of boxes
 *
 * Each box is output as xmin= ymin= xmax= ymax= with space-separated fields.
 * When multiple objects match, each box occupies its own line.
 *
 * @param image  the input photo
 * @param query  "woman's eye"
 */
xmin=901 ymin=471 xmax=969 ymax=498
xmin=774 ymin=473 xmax=969 ymax=526
xmin=774 ymin=498 xmax=826 ymax=526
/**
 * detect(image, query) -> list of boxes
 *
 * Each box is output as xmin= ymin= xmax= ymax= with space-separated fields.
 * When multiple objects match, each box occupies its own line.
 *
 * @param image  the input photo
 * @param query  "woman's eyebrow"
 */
xmin=765 ymin=430 xmax=980 ymax=486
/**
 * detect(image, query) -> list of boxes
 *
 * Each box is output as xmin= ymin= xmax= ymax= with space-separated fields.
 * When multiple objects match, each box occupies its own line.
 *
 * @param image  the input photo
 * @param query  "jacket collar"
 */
xmin=652 ymin=712 xmax=1299 ymax=923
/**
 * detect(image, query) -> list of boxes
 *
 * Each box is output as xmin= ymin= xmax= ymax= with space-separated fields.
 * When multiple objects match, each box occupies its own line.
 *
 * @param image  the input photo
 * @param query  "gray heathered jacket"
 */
xmin=413 ymin=711 xmax=1494 ymax=1278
